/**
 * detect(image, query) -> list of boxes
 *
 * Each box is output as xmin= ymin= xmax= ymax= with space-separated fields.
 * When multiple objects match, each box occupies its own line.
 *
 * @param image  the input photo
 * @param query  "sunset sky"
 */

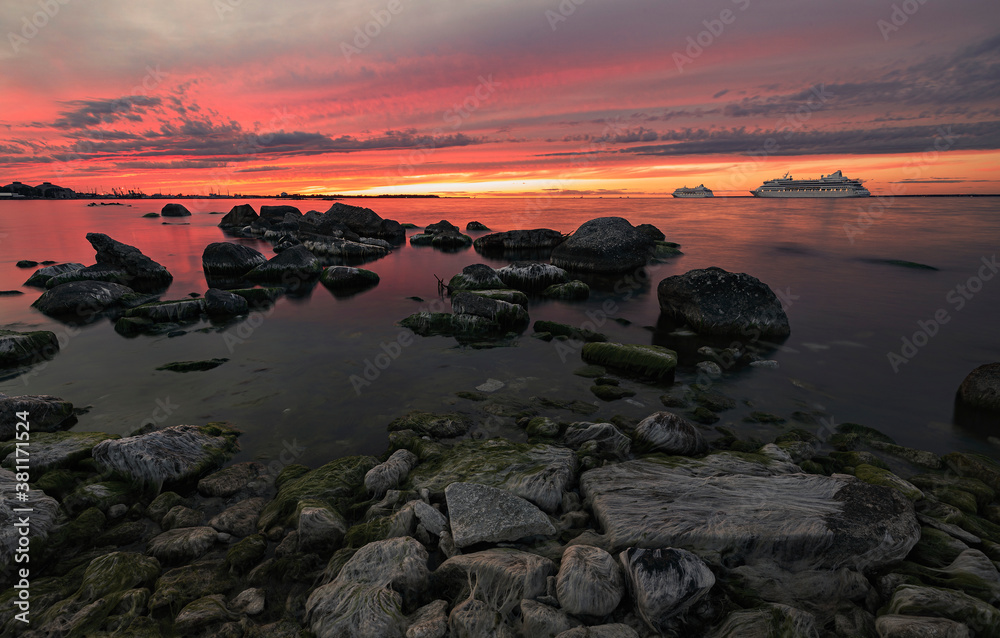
xmin=1 ymin=0 xmax=998 ymax=196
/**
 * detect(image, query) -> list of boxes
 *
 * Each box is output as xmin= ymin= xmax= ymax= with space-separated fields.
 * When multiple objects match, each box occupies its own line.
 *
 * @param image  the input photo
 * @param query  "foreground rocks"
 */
xmin=0 ymin=330 xmax=60 ymax=368
xmin=657 ymin=267 xmax=791 ymax=338
xmin=956 ymin=362 xmax=1000 ymax=414
xmin=551 ymin=217 xmax=655 ymax=273
xmin=87 ymin=232 xmax=174 ymax=290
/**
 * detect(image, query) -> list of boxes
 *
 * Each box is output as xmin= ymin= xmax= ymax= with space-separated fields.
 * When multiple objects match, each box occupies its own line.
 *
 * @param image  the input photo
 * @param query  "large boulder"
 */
xmin=451 ymin=292 xmax=530 ymax=332
xmin=246 ymin=244 xmax=322 ymax=283
xmin=324 ymin=202 xmax=405 ymax=243
xmin=581 ymin=342 xmax=677 ymax=382
xmin=32 ymin=281 xmax=135 ymax=321
xmin=956 ymin=362 xmax=1000 ymax=413
xmin=448 ymin=264 xmax=506 ymax=291
xmin=0 ymin=330 xmax=60 ymax=368
xmin=86 ymin=232 xmax=173 ymax=290
xmin=92 ymin=424 xmax=240 ymax=485
xmin=551 ymin=217 xmax=655 ymax=273
xmin=204 ymin=288 xmax=249 ymax=318
xmin=161 ymin=203 xmax=191 ymax=217
xmin=657 ymin=267 xmax=790 ymax=338
xmin=218 ymin=204 xmax=259 ymax=228
xmin=580 ymin=453 xmax=920 ymax=571
xmin=202 ymin=242 xmax=268 ymax=279
xmin=445 ymin=482 xmax=556 ymax=547
xmin=320 ymin=266 xmax=380 ymax=292
xmin=0 ymin=393 xmax=75 ymax=438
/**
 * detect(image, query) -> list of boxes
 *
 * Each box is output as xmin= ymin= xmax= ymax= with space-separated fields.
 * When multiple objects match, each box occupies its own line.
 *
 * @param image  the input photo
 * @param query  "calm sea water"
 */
xmin=1 ymin=196 xmax=998 ymax=467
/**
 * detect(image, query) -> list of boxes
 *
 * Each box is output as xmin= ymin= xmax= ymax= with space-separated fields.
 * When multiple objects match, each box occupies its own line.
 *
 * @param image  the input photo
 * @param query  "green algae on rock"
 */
xmin=581 ymin=342 xmax=677 ymax=382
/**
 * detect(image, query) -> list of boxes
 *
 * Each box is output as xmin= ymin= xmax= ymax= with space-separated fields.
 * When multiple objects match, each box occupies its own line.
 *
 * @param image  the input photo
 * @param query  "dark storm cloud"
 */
xmin=52 ymin=96 xmax=163 ymax=129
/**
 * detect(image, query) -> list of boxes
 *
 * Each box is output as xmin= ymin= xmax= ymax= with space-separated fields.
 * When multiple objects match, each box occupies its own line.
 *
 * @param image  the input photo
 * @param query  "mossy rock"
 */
xmin=62 ymin=481 xmax=138 ymax=515
xmin=867 ymin=440 xmax=941 ymax=469
xmin=257 ymin=455 xmax=378 ymax=530
xmin=694 ymin=391 xmax=736 ymax=412
xmin=226 ymin=534 xmax=268 ymax=574
xmin=689 ymin=406 xmax=720 ymax=424
xmin=830 ymin=450 xmax=889 ymax=471
xmin=742 ymin=411 xmax=786 ymax=424
xmin=943 ymin=452 xmax=1000 ymax=493
xmin=590 ymin=385 xmax=636 ymax=402
xmin=399 ymin=311 xmax=459 ymax=336
xmin=836 ymin=422 xmax=896 ymax=445
xmin=96 ymin=520 xmax=150 ymax=546
xmin=0 ymin=431 xmax=117 ymax=474
xmin=911 ymin=474 xmax=996 ymax=509
xmin=124 ymin=298 xmax=205 ymax=322
xmin=228 ymin=287 xmax=285 ymax=307
xmin=543 ymin=280 xmax=590 ymax=301
xmin=147 ymin=491 xmax=185 ymax=524
xmin=149 ymin=558 xmax=235 ymax=613
xmin=526 ymin=417 xmax=561 ymax=437
xmin=653 ymin=241 xmax=684 ymax=258
xmin=466 ymin=289 xmax=529 ymax=307
xmin=581 ymin=342 xmax=677 ymax=382
xmin=156 ymin=358 xmax=229 ymax=373
xmin=275 ymin=464 xmax=312 ymax=489
xmin=573 ymin=365 xmax=607 ymax=378
xmin=534 ymin=320 xmax=606 ymax=343
xmin=892 ymin=559 xmax=1000 ymax=606
xmin=930 ymin=487 xmax=980 ymax=515
xmin=45 ymin=507 xmax=106 ymax=555
xmin=0 ymin=329 xmax=60 ymax=367
xmin=33 ymin=468 xmax=88 ymax=499
xmin=387 ymin=410 xmax=471 ymax=438
xmin=115 ymin=316 xmax=155 ymax=336
xmin=533 ymin=396 xmax=599 ymax=415
xmin=854 ymin=464 xmax=924 ymax=501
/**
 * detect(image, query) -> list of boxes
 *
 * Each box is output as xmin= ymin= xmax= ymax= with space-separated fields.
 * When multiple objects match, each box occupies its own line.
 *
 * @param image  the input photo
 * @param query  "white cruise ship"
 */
xmin=750 ymin=170 xmax=870 ymax=198
xmin=672 ymin=184 xmax=714 ymax=198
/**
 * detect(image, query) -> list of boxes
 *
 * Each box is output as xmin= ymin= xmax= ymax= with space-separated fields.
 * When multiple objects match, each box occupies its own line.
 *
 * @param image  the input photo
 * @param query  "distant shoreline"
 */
xmin=1 ymin=193 xmax=998 ymax=201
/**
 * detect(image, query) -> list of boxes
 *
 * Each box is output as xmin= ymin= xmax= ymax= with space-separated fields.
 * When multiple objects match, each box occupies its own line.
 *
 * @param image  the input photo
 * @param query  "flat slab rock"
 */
xmin=580 ymin=453 xmax=920 ymax=572
xmin=445 ymin=482 xmax=555 ymax=547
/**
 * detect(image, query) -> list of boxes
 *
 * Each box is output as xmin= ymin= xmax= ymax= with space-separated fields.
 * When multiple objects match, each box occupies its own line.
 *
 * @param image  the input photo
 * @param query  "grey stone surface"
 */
xmin=445 ymin=482 xmax=555 ymax=547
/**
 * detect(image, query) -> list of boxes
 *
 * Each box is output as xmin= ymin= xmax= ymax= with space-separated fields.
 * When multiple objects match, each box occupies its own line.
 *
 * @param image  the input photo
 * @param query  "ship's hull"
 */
xmin=673 ymin=192 xmax=714 ymax=198
xmin=750 ymin=189 xmax=869 ymax=198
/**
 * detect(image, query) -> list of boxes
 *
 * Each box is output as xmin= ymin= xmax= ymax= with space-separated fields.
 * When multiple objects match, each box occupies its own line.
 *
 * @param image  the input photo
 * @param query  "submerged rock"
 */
xmin=449 ymin=264 xmax=506 ymax=291
xmin=556 ymin=544 xmax=625 ymax=617
xmin=161 ymin=202 xmax=192 ymax=216
xmin=87 ymin=232 xmax=174 ymax=289
xmin=633 ymin=411 xmax=707 ymax=456
xmin=581 ymin=453 xmax=920 ymax=570
xmin=202 ymin=242 xmax=268 ymax=279
xmin=657 ymin=267 xmax=790 ymax=338
xmin=125 ymin=298 xmax=206 ymax=323
xmin=551 ymin=217 xmax=655 ymax=273
xmin=452 ymin=292 xmax=530 ymax=331
xmin=445 ymin=482 xmax=556 ymax=547
xmin=466 ymin=221 xmax=490 ymax=231
xmin=620 ymin=547 xmax=715 ymax=631
xmin=92 ymin=423 xmax=240 ymax=485
xmin=581 ymin=342 xmax=677 ymax=382
xmin=32 ymin=281 xmax=135 ymax=321
xmin=0 ymin=331 xmax=60 ymax=369
xmin=156 ymin=358 xmax=228 ymax=372
xmin=44 ymin=263 xmax=131 ymax=288
xmin=218 ymin=203 xmax=259 ymax=228
xmin=388 ymin=411 xmax=471 ymax=438
xmin=247 ymin=244 xmax=322 ymax=282
xmin=497 ymin=262 xmax=568 ymax=292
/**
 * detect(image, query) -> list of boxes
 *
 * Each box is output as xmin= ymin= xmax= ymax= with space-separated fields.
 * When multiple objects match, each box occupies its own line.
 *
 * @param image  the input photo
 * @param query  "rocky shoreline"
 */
xmin=2 ymin=203 xmax=1000 ymax=637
